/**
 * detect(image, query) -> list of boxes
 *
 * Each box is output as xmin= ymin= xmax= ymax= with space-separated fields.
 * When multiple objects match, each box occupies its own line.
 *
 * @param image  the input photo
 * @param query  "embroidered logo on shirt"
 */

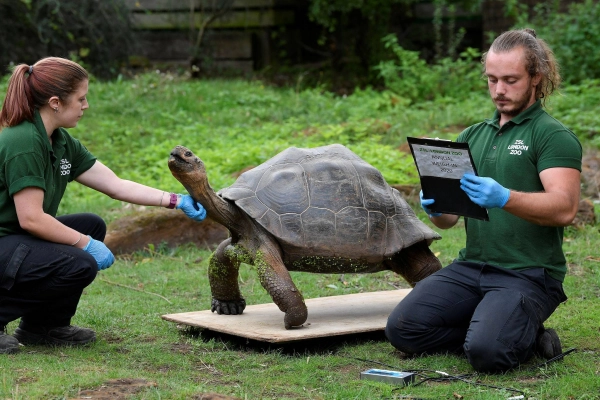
xmin=507 ymin=139 xmax=529 ymax=155
xmin=60 ymin=158 xmax=72 ymax=176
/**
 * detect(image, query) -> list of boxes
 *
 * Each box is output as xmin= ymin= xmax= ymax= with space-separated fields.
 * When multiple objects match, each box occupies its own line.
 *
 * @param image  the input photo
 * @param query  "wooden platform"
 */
xmin=162 ymin=289 xmax=411 ymax=343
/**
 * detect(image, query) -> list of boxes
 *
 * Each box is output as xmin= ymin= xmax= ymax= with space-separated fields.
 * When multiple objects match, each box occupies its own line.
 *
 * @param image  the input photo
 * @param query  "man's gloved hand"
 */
xmin=83 ymin=236 xmax=115 ymax=270
xmin=176 ymin=194 xmax=207 ymax=222
xmin=420 ymin=190 xmax=442 ymax=217
xmin=460 ymin=173 xmax=510 ymax=209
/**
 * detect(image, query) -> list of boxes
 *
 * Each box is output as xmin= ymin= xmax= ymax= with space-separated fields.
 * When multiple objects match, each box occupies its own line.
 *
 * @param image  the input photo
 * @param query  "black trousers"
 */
xmin=0 ymin=213 xmax=104 ymax=329
xmin=385 ymin=261 xmax=567 ymax=372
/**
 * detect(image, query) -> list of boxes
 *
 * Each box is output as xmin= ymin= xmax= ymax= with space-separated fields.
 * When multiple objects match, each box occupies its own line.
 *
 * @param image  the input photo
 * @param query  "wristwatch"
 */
xmin=167 ymin=193 xmax=178 ymax=209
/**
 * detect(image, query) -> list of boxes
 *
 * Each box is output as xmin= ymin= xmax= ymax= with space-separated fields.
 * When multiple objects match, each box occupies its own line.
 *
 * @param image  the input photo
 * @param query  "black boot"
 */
xmin=0 ymin=327 xmax=20 ymax=354
xmin=535 ymin=327 xmax=562 ymax=359
xmin=14 ymin=325 xmax=96 ymax=346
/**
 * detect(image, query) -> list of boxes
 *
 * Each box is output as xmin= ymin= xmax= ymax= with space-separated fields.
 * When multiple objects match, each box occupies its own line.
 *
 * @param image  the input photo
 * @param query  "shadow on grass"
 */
xmin=182 ymin=327 xmax=389 ymax=355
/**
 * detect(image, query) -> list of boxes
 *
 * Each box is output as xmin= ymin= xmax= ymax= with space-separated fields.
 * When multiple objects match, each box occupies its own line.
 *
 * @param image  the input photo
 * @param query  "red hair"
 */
xmin=0 ymin=57 xmax=88 ymax=128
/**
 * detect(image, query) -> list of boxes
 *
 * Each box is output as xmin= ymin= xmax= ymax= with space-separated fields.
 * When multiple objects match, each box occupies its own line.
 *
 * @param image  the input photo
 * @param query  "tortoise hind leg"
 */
xmin=386 ymin=241 xmax=442 ymax=286
xmin=209 ymin=238 xmax=246 ymax=315
xmin=256 ymin=244 xmax=307 ymax=329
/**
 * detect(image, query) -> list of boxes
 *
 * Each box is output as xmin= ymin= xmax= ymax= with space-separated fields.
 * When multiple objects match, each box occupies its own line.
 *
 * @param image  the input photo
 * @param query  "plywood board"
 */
xmin=162 ymin=289 xmax=411 ymax=343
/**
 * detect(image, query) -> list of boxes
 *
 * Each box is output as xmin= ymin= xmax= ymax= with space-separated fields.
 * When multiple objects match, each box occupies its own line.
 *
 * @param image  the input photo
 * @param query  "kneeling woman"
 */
xmin=0 ymin=57 xmax=206 ymax=354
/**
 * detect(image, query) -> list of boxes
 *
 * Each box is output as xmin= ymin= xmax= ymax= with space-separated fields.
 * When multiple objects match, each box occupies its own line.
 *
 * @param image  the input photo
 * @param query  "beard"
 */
xmin=493 ymin=85 xmax=535 ymax=117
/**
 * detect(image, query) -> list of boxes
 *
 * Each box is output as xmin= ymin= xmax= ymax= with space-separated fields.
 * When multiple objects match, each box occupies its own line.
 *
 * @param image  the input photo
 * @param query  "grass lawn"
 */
xmin=0 ymin=72 xmax=599 ymax=399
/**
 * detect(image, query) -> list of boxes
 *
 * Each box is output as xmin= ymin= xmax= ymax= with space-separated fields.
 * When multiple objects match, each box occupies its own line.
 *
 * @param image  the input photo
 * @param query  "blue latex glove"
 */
xmin=460 ymin=173 xmax=510 ymax=209
xmin=419 ymin=190 xmax=442 ymax=217
xmin=176 ymin=194 xmax=207 ymax=222
xmin=83 ymin=236 xmax=115 ymax=270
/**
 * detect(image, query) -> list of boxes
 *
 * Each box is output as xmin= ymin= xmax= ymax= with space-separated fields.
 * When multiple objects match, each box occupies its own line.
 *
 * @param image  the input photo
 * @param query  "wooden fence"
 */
xmin=126 ymin=0 xmax=306 ymax=73
xmin=126 ymin=0 xmax=582 ymax=73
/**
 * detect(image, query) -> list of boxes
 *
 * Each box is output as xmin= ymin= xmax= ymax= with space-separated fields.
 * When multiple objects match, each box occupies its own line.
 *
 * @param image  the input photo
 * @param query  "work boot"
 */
xmin=0 ymin=327 xmax=20 ymax=354
xmin=14 ymin=325 xmax=96 ymax=346
xmin=535 ymin=327 xmax=562 ymax=360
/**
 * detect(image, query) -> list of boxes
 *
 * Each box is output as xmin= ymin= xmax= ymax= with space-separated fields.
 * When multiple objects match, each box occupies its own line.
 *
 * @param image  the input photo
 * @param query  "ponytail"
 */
xmin=0 ymin=64 xmax=33 ymax=128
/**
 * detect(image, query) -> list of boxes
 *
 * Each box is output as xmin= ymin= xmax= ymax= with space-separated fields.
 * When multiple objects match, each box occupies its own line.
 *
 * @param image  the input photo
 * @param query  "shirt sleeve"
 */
xmin=5 ymin=151 xmax=48 ymax=196
xmin=535 ymin=127 xmax=582 ymax=173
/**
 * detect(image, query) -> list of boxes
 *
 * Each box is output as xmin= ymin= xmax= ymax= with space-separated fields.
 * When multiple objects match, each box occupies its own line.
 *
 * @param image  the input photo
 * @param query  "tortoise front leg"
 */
xmin=209 ymin=238 xmax=246 ymax=315
xmin=255 ymin=245 xmax=307 ymax=329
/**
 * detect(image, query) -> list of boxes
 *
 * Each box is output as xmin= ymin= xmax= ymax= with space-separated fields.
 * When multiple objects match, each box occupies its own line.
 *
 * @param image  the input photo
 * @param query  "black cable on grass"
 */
xmin=401 ymin=370 xmax=525 ymax=396
xmin=530 ymin=347 xmax=577 ymax=369
xmin=346 ymin=348 xmax=580 ymax=397
xmin=345 ymin=356 xmax=523 ymax=395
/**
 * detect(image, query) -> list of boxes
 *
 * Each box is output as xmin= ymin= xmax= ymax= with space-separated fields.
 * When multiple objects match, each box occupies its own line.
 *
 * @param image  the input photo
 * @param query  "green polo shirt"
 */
xmin=456 ymin=100 xmax=582 ymax=281
xmin=0 ymin=110 xmax=96 ymax=237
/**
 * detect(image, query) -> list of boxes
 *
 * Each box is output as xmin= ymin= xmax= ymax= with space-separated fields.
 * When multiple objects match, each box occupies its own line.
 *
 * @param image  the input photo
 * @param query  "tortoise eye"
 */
xmin=185 ymin=151 xmax=192 ymax=157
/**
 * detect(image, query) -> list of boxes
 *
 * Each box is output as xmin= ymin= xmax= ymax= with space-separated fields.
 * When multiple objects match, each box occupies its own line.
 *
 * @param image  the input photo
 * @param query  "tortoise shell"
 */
xmin=218 ymin=144 xmax=440 ymax=262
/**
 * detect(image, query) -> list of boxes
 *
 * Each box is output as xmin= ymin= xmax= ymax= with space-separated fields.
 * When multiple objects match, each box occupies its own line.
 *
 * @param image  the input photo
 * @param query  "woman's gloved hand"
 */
xmin=176 ymin=194 xmax=207 ymax=222
xmin=460 ymin=173 xmax=510 ymax=209
xmin=83 ymin=236 xmax=115 ymax=270
xmin=420 ymin=190 xmax=442 ymax=217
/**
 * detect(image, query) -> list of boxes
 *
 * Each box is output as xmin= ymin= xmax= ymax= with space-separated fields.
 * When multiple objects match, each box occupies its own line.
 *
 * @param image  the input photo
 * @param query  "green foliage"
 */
xmin=307 ymin=0 xmax=414 ymax=30
xmin=0 ymin=0 xmax=134 ymax=79
xmin=508 ymin=0 xmax=600 ymax=85
xmin=547 ymin=79 xmax=600 ymax=146
xmin=375 ymin=33 xmax=485 ymax=104
xmin=307 ymin=0 xmax=482 ymax=31
xmin=431 ymin=0 xmax=472 ymax=61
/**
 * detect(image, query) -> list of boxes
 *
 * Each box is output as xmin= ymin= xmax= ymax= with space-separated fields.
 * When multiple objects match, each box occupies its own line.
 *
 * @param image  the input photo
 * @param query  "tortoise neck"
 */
xmin=181 ymin=175 xmax=240 ymax=227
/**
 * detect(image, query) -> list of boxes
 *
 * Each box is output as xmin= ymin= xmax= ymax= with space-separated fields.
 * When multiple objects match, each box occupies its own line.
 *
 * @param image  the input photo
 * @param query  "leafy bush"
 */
xmin=509 ymin=0 xmax=600 ymax=85
xmin=375 ymin=33 xmax=484 ymax=104
xmin=303 ymin=0 xmax=483 ymax=91
xmin=0 ymin=0 xmax=134 ymax=79
xmin=548 ymin=78 xmax=600 ymax=147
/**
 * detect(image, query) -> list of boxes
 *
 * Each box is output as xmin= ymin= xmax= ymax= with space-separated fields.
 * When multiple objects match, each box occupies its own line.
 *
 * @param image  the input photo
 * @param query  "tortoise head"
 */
xmin=168 ymin=145 xmax=206 ymax=186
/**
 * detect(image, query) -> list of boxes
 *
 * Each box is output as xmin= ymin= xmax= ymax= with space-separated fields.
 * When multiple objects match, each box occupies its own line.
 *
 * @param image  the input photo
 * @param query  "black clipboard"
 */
xmin=407 ymin=137 xmax=489 ymax=221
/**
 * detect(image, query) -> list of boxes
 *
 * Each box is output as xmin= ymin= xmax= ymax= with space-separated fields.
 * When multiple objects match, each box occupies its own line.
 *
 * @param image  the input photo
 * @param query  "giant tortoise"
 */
xmin=168 ymin=144 xmax=442 ymax=329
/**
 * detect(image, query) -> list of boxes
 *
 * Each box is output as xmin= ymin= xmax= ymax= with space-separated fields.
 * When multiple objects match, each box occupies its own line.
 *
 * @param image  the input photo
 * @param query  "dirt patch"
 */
xmin=70 ymin=378 xmax=242 ymax=400
xmin=138 ymin=335 xmax=158 ymax=343
xmin=336 ymin=364 xmax=360 ymax=374
xmin=103 ymin=333 xmax=124 ymax=344
xmin=169 ymin=342 xmax=194 ymax=354
xmin=104 ymin=209 xmax=228 ymax=255
xmin=573 ymin=198 xmax=597 ymax=226
xmin=16 ymin=376 xmax=37 ymax=384
xmin=568 ymin=262 xmax=586 ymax=277
xmin=515 ymin=376 xmax=544 ymax=384
xmin=191 ymin=393 xmax=242 ymax=400
xmin=582 ymin=152 xmax=600 ymax=199
xmin=70 ymin=378 xmax=157 ymax=400
xmin=231 ymin=165 xmax=256 ymax=178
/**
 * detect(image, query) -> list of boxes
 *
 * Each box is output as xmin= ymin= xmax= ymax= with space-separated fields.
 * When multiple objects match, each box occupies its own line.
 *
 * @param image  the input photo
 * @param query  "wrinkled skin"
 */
xmin=169 ymin=145 xmax=442 ymax=329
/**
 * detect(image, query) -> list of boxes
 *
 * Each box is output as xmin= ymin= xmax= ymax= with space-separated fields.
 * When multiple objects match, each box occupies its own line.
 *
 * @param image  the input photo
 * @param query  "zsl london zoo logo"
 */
xmin=60 ymin=158 xmax=72 ymax=176
xmin=507 ymin=139 xmax=528 ymax=155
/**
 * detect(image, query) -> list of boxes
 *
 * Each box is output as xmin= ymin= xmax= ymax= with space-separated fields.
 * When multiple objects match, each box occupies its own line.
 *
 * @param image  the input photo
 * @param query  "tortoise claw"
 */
xmin=211 ymin=298 xmax=246 ymax=315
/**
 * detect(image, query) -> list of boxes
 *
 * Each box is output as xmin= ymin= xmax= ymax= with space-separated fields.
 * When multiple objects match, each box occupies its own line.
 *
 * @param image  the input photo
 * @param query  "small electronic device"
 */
xmin=360 ymin=369 xmax=416 ymax=385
